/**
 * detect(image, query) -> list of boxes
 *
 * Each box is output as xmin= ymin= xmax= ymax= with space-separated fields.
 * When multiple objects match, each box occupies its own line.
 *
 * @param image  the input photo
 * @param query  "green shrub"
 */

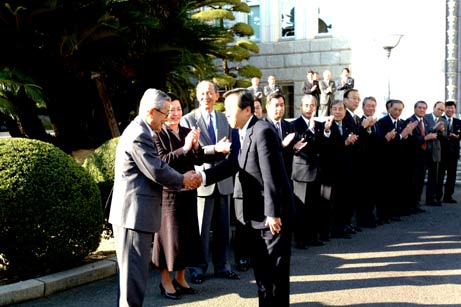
xmin=82 ymin=137 xmax=119 ymax=237
xmin=0 ymin=138 xmax=103 ymax=279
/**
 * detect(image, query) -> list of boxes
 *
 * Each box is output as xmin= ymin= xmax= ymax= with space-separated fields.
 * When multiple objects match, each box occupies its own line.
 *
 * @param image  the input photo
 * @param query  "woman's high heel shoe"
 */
xmin=173 ymin=279 xmax=197 ymax=294
xmin=159 ymin=283 xmax=180 ymax=300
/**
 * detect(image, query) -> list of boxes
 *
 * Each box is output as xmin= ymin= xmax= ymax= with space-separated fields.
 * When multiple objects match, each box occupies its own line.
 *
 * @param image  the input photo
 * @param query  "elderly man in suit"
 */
xmin=198 ymin=88 xmax=294 ymax=307
xmin=109 ymin=88 xmax=200 ymax=307
xmin=291 ymin=94 xmax=325 ymax=248
xmin=425 ymin=101 xmax=448 ymax=206
xmin=180 ymin=80 xmax=239 ymax=283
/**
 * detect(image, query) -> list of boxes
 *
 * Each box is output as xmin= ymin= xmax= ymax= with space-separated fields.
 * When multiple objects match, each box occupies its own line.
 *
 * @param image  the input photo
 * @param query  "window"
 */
xmin=281 ymin=0 xmax=295 ymax=38
xmin=248 ymin=5 xmax=261 ymax=40
xmin=318 ymin=2 xmax=333 ymax=34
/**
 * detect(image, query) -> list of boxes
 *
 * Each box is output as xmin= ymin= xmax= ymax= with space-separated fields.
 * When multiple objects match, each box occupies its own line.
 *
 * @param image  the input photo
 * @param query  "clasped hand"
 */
xmin=183 ymin=170 xmax=202 ymax=189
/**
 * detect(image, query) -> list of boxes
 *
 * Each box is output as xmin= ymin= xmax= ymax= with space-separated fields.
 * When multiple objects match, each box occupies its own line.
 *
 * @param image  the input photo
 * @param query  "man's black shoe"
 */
xmin=190 ymin=273 xmax=204 ymax=284
xmin=214 ymin=270 xmax=240 ymax=280
xmin=443 ymin=198 xmax=457 ymax=204
xmin=236 ymin=259 xmax=250 ymax=272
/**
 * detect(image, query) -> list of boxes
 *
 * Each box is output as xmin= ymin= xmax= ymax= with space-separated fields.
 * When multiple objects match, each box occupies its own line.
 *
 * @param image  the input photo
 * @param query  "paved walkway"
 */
xmin=4 ymin=192 xmax=461 ymax=306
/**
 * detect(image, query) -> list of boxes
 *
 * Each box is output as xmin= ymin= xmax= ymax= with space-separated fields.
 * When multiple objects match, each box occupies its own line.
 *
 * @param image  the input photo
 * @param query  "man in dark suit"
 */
xmin=301 ymin=70 xmax=320 ymax=107
xmin=443 ymin=100 xmax=460 ymax=203
xmin=265 ymin=91 xmax=296 ymax=179
xmin=109 ymin=88 xmax=200 ymax=307
xmin=376 ymin=100 xmax=417 ymax=222
xmin=291 ymin=94 xmax=325 ymax=248
xmin=198 ymin=88 xmax=294 ymax=307
xmin=405 ymin=101 xmax=433 ymax=213
xmin=180 ymin=80 xmax=238 ymax=283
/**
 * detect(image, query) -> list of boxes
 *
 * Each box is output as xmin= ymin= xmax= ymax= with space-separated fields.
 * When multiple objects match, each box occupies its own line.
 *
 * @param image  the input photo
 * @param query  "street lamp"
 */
xmin=382 ymin=34 xmax=403 ymax=101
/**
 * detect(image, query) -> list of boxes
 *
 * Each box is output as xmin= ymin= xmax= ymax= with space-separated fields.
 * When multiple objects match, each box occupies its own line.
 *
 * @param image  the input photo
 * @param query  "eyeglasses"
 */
xmin=155 ymin=108 xmax=169 ymax=118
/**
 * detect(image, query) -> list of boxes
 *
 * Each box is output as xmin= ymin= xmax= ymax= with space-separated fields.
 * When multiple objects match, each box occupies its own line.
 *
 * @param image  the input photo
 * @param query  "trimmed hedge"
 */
xmin=0 ymin=138 xmax=103 ymax=279
xmin=82 ymin=137 xmax=119 ymax=236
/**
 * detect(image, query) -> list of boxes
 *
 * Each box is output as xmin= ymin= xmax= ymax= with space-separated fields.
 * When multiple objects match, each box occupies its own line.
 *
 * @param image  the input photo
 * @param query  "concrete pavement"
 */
xmin=4 ymin=192 xmax=461 ymax=306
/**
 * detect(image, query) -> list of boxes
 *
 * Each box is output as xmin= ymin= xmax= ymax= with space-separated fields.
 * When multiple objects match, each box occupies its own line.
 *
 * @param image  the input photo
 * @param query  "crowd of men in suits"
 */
xmin=264 ymin=89 xmax=460 ymax=249
xmin=109 ymin=81 xmax=460 ymax=307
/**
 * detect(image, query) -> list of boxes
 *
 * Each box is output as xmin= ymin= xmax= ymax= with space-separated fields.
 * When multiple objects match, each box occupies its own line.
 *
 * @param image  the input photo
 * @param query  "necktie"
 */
xmin=394 ymin=120 xmax=398 ymax=130
xmin=448 ymin=118 xmax=452 ymax=133
xmin=420 ymin=120 xmax=427 ymax=150
xmin=275 ymin=121 xmax=282 ymax=139
xmin=338 ymin=122 xmax=343 ymax=135
xmin=208 ymin=114 xmax=216 ymax=144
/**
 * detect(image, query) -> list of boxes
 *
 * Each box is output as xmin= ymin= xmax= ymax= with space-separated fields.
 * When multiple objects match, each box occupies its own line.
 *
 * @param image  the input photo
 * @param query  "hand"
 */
xmin=433 ymin=121 xmax=444 ymax=131
xmin=214 ymin=137 xmax=231 ymax=154
xmin=265 ymin=216 xmax=282 ymax=235
xmin=361 ymin=116 xmax=377 ymax=129
xmin=183 ymin=170 xmax=202 ymax=189
xmin=183 ymin=130 xmax=196 ymax=152
xmin=191 ymin=127 xmax=201 ymax=150
xmin=401 ymin=120 xmax=418 ymax=138
xmin=345 ymin=133 xmax=358 ymax=146
xmin=324 ymin=115 xmax=334 ymax=132
xmin=385 ymin=130 xmax=397 ymax=141
xmin=282 ymin=132 xmax=295 ymax=148
xmin=294 ymin=138 xmax=307 ymax=152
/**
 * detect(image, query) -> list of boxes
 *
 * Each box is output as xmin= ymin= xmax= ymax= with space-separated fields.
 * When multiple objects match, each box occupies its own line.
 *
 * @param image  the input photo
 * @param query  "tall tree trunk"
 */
xmin=92 ymin=73 xmax=120 ymax=138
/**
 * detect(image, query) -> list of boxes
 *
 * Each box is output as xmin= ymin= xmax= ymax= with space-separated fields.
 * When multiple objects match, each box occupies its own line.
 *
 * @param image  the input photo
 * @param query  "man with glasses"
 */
xmin=109 ymin=88 xmax=201 ymax=307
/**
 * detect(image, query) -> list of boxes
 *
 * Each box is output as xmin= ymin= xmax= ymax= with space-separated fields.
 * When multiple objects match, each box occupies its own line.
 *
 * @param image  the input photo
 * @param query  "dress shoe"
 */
xmin=236 ymin=259 xmax=250 ymax=272
xmin=319 ymin=234 xmax=330 ymax=242
xmin=159 ymin=283 xmax=180 ymax=300
xmin=343 ymin=225 xmax=356 ymax=234
xmin=190 ymin=273 xmax=204 ymax=284
xmin=214 ymin=270 xmax=240 ymax=280
xmin=443 ymin=198 xmax=457 ymax=204
xmin=172 ymin=279 xmax=196 ymax=295
xmin=390 ymin=216 xmax=402 ymax=222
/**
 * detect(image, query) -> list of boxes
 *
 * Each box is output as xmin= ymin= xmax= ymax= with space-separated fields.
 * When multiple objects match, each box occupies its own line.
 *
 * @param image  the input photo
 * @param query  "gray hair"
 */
xmin=138 ymin=88 xmax=170 ymax=115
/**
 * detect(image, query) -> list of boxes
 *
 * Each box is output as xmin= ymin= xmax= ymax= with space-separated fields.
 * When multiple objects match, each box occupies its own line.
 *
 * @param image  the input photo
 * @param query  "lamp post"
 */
xmin=382 ymin=34 xmax=403 ymax=101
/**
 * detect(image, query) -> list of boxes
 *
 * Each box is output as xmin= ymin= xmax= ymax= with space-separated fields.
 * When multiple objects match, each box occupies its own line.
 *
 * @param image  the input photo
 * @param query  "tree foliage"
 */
xmin=191 ymin=0 xmax=261 ymax=91
xmin=0 ymin=0 xmax=260 ymax=149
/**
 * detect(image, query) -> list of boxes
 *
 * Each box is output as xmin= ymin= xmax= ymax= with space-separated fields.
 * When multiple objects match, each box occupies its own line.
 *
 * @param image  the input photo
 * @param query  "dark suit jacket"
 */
xmin=109 ymin=115 xmax=184 ymax=233
xmin=291 ymin=116 xmax=322 ymax=183
xmin=446 ymin=116 xmax=461 ymax=159
xmin=265 ymin=117 xmax=296 ymax=178
xmin=205 ymin=116 xmax=294 ymax=224
xmin=301 ymin=80 xmax=320 ymax=101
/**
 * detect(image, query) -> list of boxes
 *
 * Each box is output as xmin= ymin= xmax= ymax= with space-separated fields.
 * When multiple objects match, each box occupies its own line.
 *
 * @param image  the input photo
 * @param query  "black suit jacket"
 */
xmin=265 ymin=117 xmax=296 ymax=178
xmin=205 ymin=116 xmax=294 ymax=224
xmin=291 ymin=116 xmax=322 ymax=183
xmin=443 ymin=116 xmax=461 ymax=160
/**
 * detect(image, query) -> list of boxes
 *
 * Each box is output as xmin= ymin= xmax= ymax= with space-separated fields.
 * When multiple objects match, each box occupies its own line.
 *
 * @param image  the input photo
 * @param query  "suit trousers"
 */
xmin=444 ymin=155 xmax=458 ymax=199
xmin=113 ymin=225 xmax=153 ymax=307
xmin=250 ymin=226 xmax=292 ymax=307
xmin=193 ymin=189 xmax=231 ymax=274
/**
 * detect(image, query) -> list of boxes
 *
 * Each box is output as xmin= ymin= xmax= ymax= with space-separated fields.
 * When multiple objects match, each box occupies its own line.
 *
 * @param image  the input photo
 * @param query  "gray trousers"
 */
xmin=113 ymin=225 xmax=153 ymax=307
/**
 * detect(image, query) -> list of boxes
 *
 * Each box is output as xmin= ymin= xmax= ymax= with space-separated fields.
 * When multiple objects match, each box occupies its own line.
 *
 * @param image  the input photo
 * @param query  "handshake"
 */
xmin=183 ymin=170 xmax=203 ymax=190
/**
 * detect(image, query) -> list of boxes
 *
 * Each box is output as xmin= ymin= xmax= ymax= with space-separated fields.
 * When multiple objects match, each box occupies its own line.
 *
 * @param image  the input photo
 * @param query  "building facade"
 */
xmin=235 ymin=0 xmax=458 ymax=119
